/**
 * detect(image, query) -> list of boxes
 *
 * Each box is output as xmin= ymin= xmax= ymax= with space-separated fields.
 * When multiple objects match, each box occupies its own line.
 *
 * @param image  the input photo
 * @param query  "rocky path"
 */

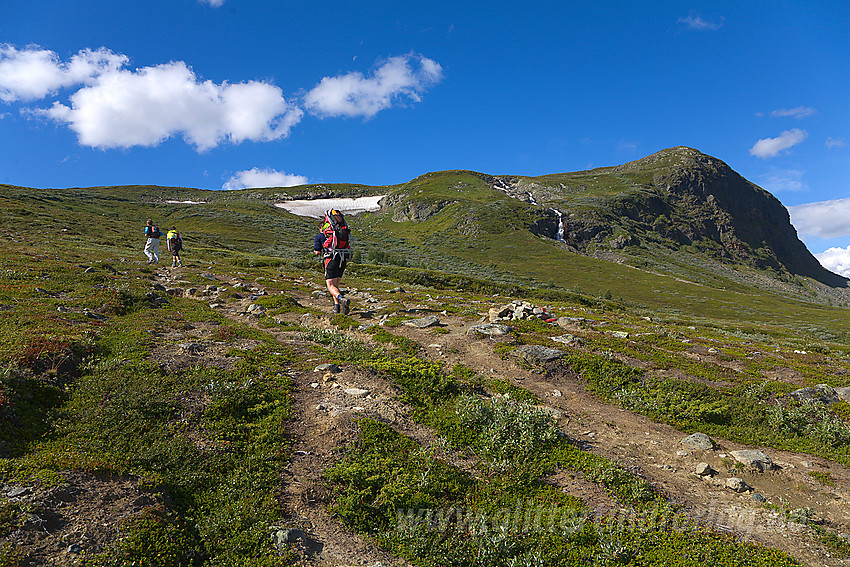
xmin=155 ymin=268 xmax=850 ymax=567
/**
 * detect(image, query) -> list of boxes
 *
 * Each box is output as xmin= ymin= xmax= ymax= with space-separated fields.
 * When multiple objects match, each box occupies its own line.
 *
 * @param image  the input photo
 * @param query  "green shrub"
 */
xmin=80 ymin=507 xmax=200 ymax=567
xmin=0 ymin=543 xmax=23 ymax=567
xmin=371 ymin=357 xmax=460 ymax=408
xmin=808 ymin=470 xmax=835 ymax=487
xmin=367 ymin=327 xmax=421 ymax=356
xmin=299 ymin=327 xmax=376 ymax=362
xmin=487 ymin=378 xmax=541 ymax=404
xmin=324 ymin=419 xmax=470 ymax=533
xmin=769 ymin=401 xmax=850 ymax=448
xmin=456 ymin=395 xmax=558 ymax=472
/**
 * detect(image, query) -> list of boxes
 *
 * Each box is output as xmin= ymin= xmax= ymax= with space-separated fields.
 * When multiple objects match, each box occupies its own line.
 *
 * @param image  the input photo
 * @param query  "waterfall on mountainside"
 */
xmin=552 ymin=209 xmax=566 ymax=242
xmin=527 ymin=192 xmax=539 ymax=206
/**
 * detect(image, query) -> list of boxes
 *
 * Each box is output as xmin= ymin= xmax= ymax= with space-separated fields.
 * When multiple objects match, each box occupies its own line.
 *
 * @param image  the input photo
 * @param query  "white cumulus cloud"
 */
xmin=677 ymin=15 xmax=723 ymax=30
xmin=826 ymin=137 xmax=846 ymax=149
xmin=749 ymin=129 xmax=808 ymax=159
xmin=0 ymin=45 xmax=127 ymax=102
xmin=5 ymin=43 xmax=443 ymax=152
xmin=304 ymin=54 xmax=443 ymax=118
xmin=770 ymin=106 xmax=816 ymax=119
xmin=815 ymin=247 xmax=850 ymax=278
xmin=200 ymin=0 xmax=225 ymax=6
xmin=788 ymin=197 xmax=850 ymax=239
xmin=39 ymin=61 xmax=303 ymax=150
xmin=223 ymin=167 xmax=308 ymax=190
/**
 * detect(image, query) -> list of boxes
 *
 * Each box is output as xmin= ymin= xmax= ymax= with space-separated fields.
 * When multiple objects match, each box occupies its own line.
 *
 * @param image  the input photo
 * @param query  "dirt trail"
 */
xmin=157 ymin=269 xmax=850 ymax=567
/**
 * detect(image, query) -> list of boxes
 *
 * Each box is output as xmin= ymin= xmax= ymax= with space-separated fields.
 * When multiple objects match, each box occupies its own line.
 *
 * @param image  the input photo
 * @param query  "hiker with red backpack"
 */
xmin=313 ymin=209 xmax=352 ymax=314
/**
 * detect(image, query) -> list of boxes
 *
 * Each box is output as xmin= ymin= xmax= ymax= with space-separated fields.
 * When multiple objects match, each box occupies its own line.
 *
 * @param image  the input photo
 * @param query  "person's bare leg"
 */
xmin=326 ymin=277 xmax=341 ymax=304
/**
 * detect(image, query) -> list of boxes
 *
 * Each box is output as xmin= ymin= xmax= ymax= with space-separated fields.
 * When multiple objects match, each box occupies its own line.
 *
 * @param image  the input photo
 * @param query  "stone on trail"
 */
xmin=314 ymin=363 xmax=341 ymax=373
xmin=6 ymin=486 xmax=32 ymax=498
xmin=179 ymin=343 xmax=205 ymax=355
xmin=510 ymin=345 xmax=564 ymax=364
xmin=730 ymin=449 xmax=773 ymax=472
xmin=694 ymin=462 xmax=713 ymax=476
xmin=836 ymin=387 xmax=850 ymax=403
xmin=726 ymin=478 xmax=751 ymax=493
xmin=344 ymin=388 xmax=370 ymax=398
xmin=488 ymin=305 xmax=513 ymax=321
xmin=404 ymin=315 xmax=441 ymax=328
xmin=680 ymin=432 xmax=714 ymax=451
xmin=467 ymin=323 xmax=512 ymax=336
xmin=489 ymin=300 xmax=551 ymax=322
xmin=551 ymin=334 xmax=584 ymax=346
xmin=271 ymin=528 xmax=305 ymax=550
xmin=557 ymin=317 xmax=586 ymax=328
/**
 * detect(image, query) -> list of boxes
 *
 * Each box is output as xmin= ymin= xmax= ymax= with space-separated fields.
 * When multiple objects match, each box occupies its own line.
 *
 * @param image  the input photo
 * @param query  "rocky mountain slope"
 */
xmin=375 ymin=147 xmax=846 ymax=294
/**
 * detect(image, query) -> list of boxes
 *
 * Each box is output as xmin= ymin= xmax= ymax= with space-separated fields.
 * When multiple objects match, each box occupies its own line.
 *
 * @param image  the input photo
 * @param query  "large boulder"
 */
xmin=551 ymin=334 xmax=584 ymax=346
xmin=489 ymin=301 xmax=552 ymax=323
xmin=730 ymin=449 xmax=773 ymax=472
xmin=404 ymin=315 xmax=441 ymax=328
xmin=726 ymin=478 xmax=751 ymax=493
xmin=510 ymin=345 xmax=564 ymax=365
xmin=467 ymin=324 xmax=512 ymax=337
xmin=790 ymin=384 xmax=840 ymax=404
xmin=680 ymin=433 xmax=715 ymax=451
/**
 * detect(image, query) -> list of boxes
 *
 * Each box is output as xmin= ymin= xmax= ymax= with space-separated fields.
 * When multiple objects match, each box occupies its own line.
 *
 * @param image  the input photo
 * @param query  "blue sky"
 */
xmin=1 ymin=1 xmax=848 ymax=271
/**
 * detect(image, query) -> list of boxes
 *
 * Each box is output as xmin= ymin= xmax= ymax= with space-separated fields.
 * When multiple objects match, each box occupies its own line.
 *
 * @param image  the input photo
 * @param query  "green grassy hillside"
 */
xmin=4 ymin=146 xmax=850 ymax=564
xmin=1 ymin=147 xmax=848 ymax=336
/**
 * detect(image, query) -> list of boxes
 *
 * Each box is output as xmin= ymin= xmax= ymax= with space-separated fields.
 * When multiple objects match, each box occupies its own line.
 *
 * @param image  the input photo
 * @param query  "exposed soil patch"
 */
xmin=2 ymin=471 xmax=162 ymax=565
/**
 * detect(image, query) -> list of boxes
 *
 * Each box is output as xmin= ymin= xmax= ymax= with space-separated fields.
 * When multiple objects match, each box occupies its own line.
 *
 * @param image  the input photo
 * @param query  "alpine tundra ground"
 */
xmin=2 ymin=234 xmax=850 ymax=566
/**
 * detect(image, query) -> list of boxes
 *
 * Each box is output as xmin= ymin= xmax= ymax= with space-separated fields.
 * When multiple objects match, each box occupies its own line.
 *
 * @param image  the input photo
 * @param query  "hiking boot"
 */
xmin=332 ymin=303 xmax=341 ymax=314
xmin=340 ymin=296 xmax=350 ymax=315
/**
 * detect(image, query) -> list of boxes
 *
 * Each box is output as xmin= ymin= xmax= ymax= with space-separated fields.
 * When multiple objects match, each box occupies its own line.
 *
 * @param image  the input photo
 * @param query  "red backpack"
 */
xmin=322 ymin=209 xmax=351 ymax=260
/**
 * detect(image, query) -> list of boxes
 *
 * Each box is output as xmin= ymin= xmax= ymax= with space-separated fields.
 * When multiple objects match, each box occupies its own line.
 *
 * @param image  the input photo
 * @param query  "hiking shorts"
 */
xmin=323 ymin=256 xmax=347 ymax=280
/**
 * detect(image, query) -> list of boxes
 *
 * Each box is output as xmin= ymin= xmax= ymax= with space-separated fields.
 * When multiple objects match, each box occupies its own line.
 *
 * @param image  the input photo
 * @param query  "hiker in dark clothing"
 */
xmin=166 ymin=226 xmax=183 ymax=268
xmin=313 ymin=211 xmax=351 ymax=314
